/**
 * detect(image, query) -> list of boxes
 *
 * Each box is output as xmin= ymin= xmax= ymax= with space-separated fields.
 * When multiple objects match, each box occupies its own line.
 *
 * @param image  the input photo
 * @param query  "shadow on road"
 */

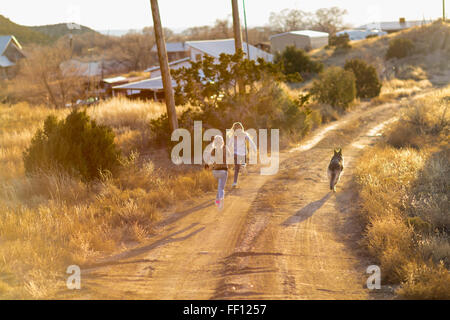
xmin=157 ymin=200 xmax=214 ymax=228
xmin=281 ymin=193 xmax=332 ymax=226
xmin=82 ymin=223 xmax=205 ymax=270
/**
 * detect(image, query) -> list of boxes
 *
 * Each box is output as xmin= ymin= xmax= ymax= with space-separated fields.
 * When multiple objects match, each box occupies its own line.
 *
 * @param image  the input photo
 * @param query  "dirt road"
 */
xmin=75 ymin=101 xmax=401 ymax=300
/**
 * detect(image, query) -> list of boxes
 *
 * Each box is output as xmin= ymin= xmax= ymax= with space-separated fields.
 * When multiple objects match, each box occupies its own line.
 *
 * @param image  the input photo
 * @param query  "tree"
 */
xmin=328 ymin=33 xmax=351 ymax=50
xmin=14 ymin=45 xmax=84 ymax=108
xmin=268 ymin=7 xmax=348 ymax=34
xmin=116 ymin=32 xmax=154 ymax=71
xmin=274 ymin=46 xmax=322 ymax=80
xmin=268 ymin=9 xmax=313 ymax=33
xmin=344 ymin=59 xmax=381 ymax=99
xmin=311 ymin=66 xmax=356 ymax=110
xmin=386 ymin=38 xmax=415 ymax=60
xmin=24 ymin=110 xmax=121 ymax=181
xmin=171 ymin=50 xmax=284 ymax=109
xmin=313 ymin=7 xmax=348 ymax=34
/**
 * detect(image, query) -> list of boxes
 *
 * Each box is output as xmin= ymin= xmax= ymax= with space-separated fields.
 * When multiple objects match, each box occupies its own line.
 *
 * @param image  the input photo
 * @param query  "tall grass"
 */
xmin=0 ymin=97 xmax=214 ymax=298
xmin=355 ymin=86 xmax=450 ymax=299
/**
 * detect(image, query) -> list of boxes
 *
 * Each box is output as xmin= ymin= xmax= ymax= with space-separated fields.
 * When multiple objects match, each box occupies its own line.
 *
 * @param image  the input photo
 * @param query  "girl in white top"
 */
xmin=226 ymin=122 xmax=257 ymax=187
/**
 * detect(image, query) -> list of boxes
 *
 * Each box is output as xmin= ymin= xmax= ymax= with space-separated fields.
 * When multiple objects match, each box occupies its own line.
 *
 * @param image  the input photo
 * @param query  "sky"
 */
xmin=1 ymin=0 xmax=445 ymax=32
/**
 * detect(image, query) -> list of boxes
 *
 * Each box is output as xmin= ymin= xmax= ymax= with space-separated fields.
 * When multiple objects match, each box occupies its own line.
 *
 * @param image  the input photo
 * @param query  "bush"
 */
xmin=344 ymin=59 xmax=382 ymax=99
xmin=274 ymin=46 xmax=323 ymax=79
xmin=386 ymin=38 xmax=414 ymax=60
xmin=328 ymin=34 xmax=352 ymax=50
xmin=23 ymin=110 xmax=121 ymax=181
xmin=310 ymin=66 xmax=356 ymax=110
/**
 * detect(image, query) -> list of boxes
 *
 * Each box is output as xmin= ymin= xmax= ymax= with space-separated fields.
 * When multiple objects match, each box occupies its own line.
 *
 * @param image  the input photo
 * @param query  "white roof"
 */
xmin=60 ymin=59 xmax=103 ymax=77
xmin=359 ymin=20 xmax=432 ymax=31
xmin=336 ymin=29 xmax=387 ymax=41
xmin=102 ymin=76 xmax=127 ymax=83
xmin=270 ymin=30 xmax=329 ymax=40
xmin=145 ymin=57 xmax=190 ymax=73
xmin=186 ymin=38 xmax=273 ymax=62
xmin=113 ymin=76 xmax=176 ymax=91
xmin=0 ymin=55 xmax=14 ymax=67
xmin=0 ymin=35 xmax=23 ymax=67
xmin=151 ymin=42 xmax=186 ymax=53
xmin=0 ymin=35 xmax=22 ymax=56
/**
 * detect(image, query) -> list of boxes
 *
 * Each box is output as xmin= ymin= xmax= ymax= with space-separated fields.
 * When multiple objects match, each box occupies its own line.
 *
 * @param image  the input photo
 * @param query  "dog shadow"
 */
xmin=281 ymin=193 xmax=332 ymax=227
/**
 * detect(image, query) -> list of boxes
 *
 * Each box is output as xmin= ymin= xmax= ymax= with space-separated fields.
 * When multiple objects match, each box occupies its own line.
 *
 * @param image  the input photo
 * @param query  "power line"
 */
xmin=242 ymin=0 xmax=250 ymax=58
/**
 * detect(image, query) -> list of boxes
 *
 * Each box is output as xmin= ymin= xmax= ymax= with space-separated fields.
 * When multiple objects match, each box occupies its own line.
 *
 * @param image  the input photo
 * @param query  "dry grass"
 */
xmin=311 ymin=21 xmax=450 ymax=84
xmin=0 ymin=97 xmax=215 ymax=299
xmin=355 ymin=86 xmax=450 ymax=299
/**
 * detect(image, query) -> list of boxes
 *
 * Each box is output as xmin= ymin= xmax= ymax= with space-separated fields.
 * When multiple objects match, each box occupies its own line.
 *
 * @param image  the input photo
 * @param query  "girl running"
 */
xmin=204 ymin=135 xmax=232 ymax=210
xmin=226 ymin=122 xmax=257 ymax=188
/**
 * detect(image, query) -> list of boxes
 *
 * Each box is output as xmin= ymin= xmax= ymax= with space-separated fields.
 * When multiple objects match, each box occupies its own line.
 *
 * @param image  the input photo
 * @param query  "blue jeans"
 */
xmin=212 ymin=170 xmax=228 ymax=200
xmin=234 ymin=154 xmax=246 ymax=184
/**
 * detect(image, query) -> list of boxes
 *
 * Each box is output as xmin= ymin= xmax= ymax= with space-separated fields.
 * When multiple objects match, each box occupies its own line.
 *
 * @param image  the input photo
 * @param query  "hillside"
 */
xmin=311 ymin=20 xmax=450 ymax=85
xmin=0 ymin=15 xmax=50 ymax=45
xmin=30 ymin=23 xmax=98 ymax=41
xmin=0 ymin=14 xmax=97 ymax=45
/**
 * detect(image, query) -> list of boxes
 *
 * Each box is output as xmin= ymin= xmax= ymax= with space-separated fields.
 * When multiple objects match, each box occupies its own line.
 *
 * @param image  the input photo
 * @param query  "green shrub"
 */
xmin=328 ymin=34 xmax=352 ymax=50
xmin=274 ymin=46 xmax=323 ymax=79
xmin=24 ymin=110 xmax=121 ymax=181
xmin=386 ymin=38 xmax=415 ymax=60
xmin=344 ymin=59 xmax=382 ymax=99
xmin=311 ymin=66 xmax=356 ymax=110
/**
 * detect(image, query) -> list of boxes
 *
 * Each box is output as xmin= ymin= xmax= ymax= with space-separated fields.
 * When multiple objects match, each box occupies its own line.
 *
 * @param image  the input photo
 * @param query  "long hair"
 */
xmin=212 ymin=135 xmax=224 ymax=149
xmin=227 ymin=122 xmax=245 ymax=139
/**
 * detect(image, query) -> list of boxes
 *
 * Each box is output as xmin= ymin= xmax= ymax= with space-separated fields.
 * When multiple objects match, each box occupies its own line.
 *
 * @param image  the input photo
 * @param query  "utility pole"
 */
xmin=242 ymin=0 xmax=250 ymax=57
xmin=231 ymin=0 xmax=244 ymax=93
xmin=150 ymin=0 xmax=178 ymax=131
xmin=444 ymin=0 xmax=446 ymax=22
xmin=231 ymin=0 xmax=243 ymax=53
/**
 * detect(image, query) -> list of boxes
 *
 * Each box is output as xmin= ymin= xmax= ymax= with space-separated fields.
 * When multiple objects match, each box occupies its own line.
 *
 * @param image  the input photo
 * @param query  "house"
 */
xmin=269 ymin=30 xmax=329 ymax=53
xmin=184 ymin=38 xmax=273 ymax=63
xmin=114 ymin=39 xmax=273 ymax=101
xmin=336 ymin=29 xmax=387 ymax=41
xmin=150 ymin=42 xmax=188 ymax=61
xmin=145 ymin=57 xmax=191 ymax=78
xmin=359 ymin=18 xmax=432 ymax=34
xmin=255 ymin=42 xmax=271 ymax=53
xmin=100 ymin=75 xmax=149 ymax=97
xmin=112 ymin=76 xmax=176 ymax=101
xmin=0 ymin=35 xmax=25 ymax=79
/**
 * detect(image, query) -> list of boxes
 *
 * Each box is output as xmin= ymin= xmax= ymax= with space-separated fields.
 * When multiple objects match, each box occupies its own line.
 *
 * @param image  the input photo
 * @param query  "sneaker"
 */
xmin=232 ymin=182 xmax=237 ymax=188
xmin=215 ymin=200 xmax=220 ymax=207
xmin=218 ymin=199 xmax=224 ymax=210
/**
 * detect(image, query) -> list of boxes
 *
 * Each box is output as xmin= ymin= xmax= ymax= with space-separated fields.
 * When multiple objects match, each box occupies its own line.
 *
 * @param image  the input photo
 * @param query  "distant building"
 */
xmin=100 ymin=75 xmax=148 ymax=97
xmin=359 ymin=18 xmax=432 ymax=34
xmin=116 ymin=39 xmax=273 ymax=101
xmin=336 ymin=29 xmax=387 ymax=41
xmin=60 ymin=59 xmax=104 ymax=78
xmin=145 ymin=57 xmax=191 ymax=78
xmin=269 ymin=30 xmax=329 ymax=53
xmin=0 ymin=35 xmax=25 ymax=79
xmin=112 ymin=76 xmax=175 ymax=101
xmin=255 ymin=42 xmax=271 ymax=53
xmin=150 ymin=42 xmax=188 ymax=61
